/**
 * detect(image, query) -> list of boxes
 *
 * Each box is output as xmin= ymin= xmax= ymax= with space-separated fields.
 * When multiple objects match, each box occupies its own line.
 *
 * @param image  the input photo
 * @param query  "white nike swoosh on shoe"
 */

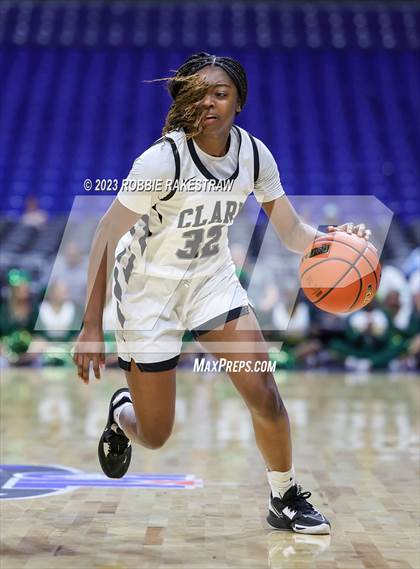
xmin=282 ymin=506 xmax=297 ymax=519
xmin=293 ymin=523 xmax=331 ymax=535
xmin=270 ymin=504 xmax=285 ymax=518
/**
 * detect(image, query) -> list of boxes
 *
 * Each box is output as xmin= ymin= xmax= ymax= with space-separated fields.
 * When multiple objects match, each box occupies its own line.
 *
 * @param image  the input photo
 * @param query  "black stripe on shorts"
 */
xmin=118 ymin=355 xmax=180 ymax=373
xmin=190 ymin=305 xmax=250 ymax=340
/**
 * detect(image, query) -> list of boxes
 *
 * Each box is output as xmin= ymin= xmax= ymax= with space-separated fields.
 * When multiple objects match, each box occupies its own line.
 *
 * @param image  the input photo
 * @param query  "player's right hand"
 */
xmin=72 ymin=326 xmax=105 ymax=384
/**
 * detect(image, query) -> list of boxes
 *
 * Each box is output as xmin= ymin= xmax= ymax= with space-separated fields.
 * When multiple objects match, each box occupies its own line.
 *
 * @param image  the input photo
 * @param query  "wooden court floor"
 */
xmin=0 ymin=367 xmax=419 ymax=569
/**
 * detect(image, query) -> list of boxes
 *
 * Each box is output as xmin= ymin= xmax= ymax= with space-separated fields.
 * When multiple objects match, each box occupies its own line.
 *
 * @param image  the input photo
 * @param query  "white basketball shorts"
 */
xmin=114 ymin=261 xmax=250 ymax=372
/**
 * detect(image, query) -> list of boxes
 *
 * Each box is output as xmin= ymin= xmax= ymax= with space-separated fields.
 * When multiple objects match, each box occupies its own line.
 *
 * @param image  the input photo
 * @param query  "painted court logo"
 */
xmin=0 ymin=465 xmax=202 ymax=500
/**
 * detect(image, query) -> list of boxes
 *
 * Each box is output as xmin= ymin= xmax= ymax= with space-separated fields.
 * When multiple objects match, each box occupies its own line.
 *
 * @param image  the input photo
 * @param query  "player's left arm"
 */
xmin=262 ymin=196 xmax=372 ymax=255
xmin=262 ymin=195 xmax=320 ymax=254
xmin=253 ymin=139 xmax=371 ymax=253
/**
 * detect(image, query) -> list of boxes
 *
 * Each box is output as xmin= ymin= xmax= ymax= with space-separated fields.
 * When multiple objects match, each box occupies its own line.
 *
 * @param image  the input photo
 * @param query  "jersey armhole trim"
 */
xmin=159 ymin=136 xmax=180 ymax=201
xmin=247 ymin=132 xmax=260 ymax=185
xmin=150 ymin=135 xmax=181 ymax=202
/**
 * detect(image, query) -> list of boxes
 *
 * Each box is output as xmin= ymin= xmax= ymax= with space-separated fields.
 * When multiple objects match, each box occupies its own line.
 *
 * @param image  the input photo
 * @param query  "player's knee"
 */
xmin=145 ymin=436 xmax=170 ymax=450
xmin=140 ymin=426 xmax=172 ymax=449
xmin=248 ymin=374 xmax=287 ymax=421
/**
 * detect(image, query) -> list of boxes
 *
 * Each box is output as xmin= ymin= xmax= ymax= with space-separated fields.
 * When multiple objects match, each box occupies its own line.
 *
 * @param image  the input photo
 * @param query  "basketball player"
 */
xmin=72 ymin=53 xmax=371 ymax=535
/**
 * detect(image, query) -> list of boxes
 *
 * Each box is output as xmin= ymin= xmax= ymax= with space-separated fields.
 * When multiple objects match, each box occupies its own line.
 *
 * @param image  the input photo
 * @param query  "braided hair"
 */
xmin=160 ymin=52 xmax=248 ymax=139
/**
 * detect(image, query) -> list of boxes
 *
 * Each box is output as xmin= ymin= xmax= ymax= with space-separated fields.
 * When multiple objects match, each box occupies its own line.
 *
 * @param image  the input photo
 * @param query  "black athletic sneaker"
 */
xmin=98 ymin=388 xmax=133 ymax=478
xmin=267 ymin=485 xmax=331 ymax=535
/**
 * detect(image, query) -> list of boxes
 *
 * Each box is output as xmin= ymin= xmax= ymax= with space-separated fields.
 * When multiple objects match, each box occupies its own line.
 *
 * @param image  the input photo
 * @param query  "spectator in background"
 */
xmin=377 ymin=265 xmax=412 ymax=331
xmin=402 ymin=247 xmax=419 ymax=280
xmin=322 ymin=202 xmax=340 ymax=228
xmin=383 ymin=289 xmax=404 ymax=327
xmin=406 ymin=271 xmax=420 ymax=367
xmin=230 ymin=243 xmax=251 ymax=289
xmin=272 ymin=288 xmax=311 ymax=368
xmin=53 ymin=241 xmax=88 ymax=307
xmin=306 ymin=302 xmax=347 ymax=368
xmin=31 ymin=280 xmax=81 ymax=366
xmin=329 ymin=300 xmax=408 ymax=372
xmin=273 ymin=288 xmax=309 ymax=337
xmin=254 ymin=280 xmax=280 ymax=332
xmin=385 ymin=270 xmax=420 ymax=371
xmin=37 ymin=280 xmax=80 ymax=342
xmin=21 ymin=196 xmax=48 ymax=228
xmin=0 ymin=273 xmax=38 ymax=365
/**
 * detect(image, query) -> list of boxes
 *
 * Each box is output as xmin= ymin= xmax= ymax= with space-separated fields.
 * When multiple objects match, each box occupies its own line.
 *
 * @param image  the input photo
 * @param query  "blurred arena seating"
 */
xmin=0 ymin=1 xmax=419 ymax=222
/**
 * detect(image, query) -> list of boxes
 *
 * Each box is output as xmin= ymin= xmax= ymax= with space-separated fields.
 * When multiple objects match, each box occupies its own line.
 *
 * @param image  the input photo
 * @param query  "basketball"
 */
xmin=299 ymin=232 xmax=381 ymax=314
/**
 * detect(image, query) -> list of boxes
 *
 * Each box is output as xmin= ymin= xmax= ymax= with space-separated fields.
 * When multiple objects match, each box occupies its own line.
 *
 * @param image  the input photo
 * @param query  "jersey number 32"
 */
xmin=176 ymin=226 xmax=223 ymax=260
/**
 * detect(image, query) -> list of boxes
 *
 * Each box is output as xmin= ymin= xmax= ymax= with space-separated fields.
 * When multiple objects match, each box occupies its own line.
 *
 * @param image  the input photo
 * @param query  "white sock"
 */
xmin=112 ymin=391 xmax=133 ymax=432
xmin=114 ymin=402 xmax=133 ymax=432
xmin=267 ymin=466 xmax=296 ymax=499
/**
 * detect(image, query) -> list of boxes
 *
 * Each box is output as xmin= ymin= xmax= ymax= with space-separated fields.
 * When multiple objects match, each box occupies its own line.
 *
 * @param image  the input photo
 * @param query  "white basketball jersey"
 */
xmin=116 ymin=125 xmax=284 ymax=281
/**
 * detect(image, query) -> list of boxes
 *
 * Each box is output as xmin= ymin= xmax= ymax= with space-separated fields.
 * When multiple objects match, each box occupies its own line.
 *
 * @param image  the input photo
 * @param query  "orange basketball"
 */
xmin=299 ymin=232 xmax=381 ymax=314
